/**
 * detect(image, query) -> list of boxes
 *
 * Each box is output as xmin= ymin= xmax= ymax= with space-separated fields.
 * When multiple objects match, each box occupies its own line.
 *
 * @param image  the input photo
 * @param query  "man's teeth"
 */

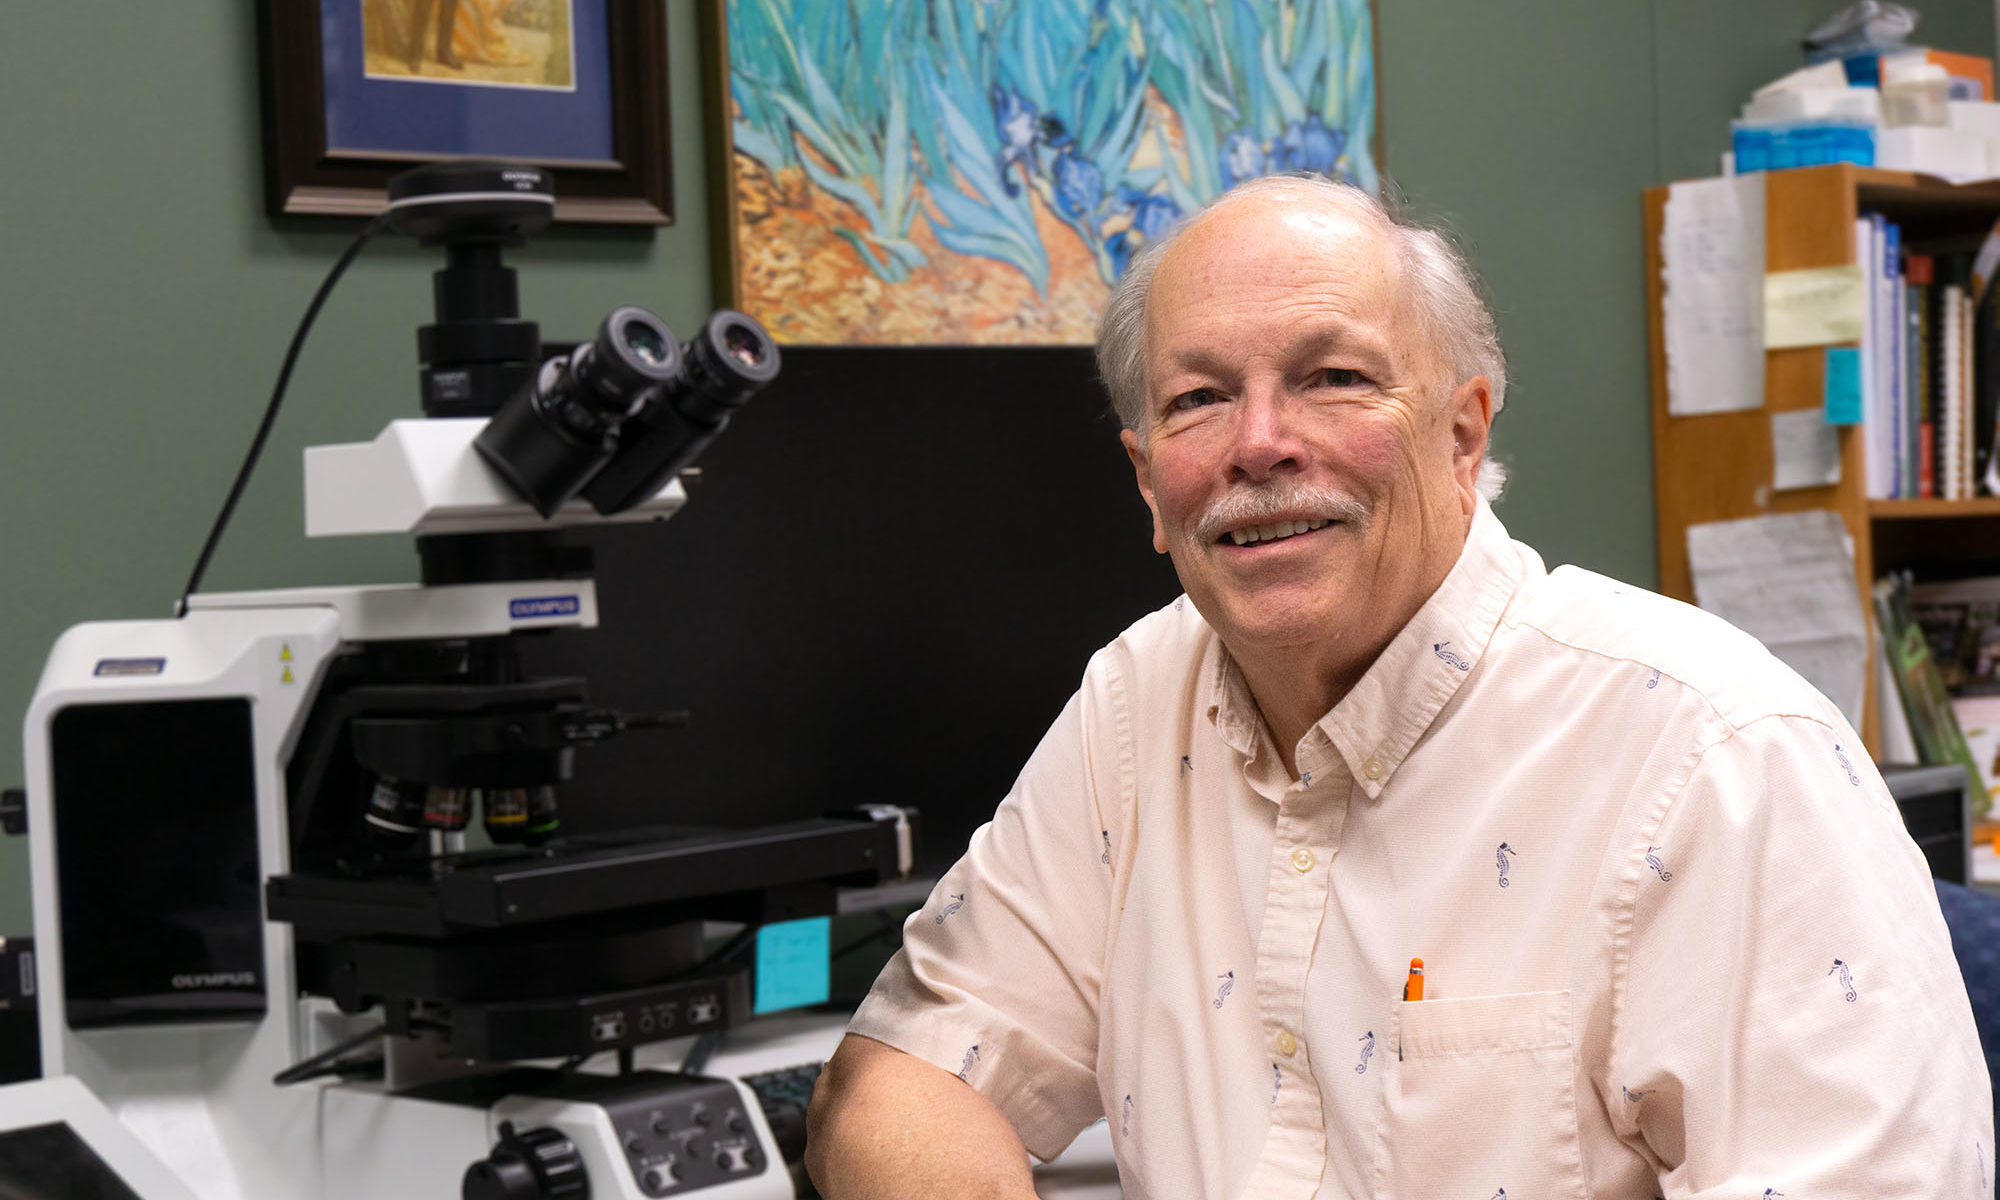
xmin=1227 ymin=518 xmax=1331 ymax=546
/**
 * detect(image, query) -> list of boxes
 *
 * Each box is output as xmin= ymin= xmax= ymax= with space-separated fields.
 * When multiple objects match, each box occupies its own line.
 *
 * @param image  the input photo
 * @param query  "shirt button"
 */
xmin=1276 ymin=1029 xmax=1298 ymax=1056
xmin=1362 ymin=758 xmax=1384 ymax=780
xmin=1290 ymin=847 xmax=1314 ymax=873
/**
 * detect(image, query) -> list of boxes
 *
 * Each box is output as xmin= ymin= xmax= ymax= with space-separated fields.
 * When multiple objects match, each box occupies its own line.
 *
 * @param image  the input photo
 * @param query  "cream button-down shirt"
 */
xmin=850 ymin=501 xmax=1993 ymax=1198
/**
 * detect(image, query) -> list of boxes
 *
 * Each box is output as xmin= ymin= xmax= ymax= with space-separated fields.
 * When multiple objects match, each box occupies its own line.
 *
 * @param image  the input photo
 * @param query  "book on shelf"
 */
xmin=1854 ymin=213 xmax=2000 ymax=500
xmin=1875 ymin=571 xmax=1989 ymax=819
xmin=1951 ymin=694 xmax=2000 ymax=822
xmin=1909 ymin=575 xmax=2000 ymax=694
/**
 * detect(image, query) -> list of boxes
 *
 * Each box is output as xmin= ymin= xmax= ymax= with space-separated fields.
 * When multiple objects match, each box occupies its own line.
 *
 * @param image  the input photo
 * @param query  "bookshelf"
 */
xmin=1644 ymin=164 xmax=2000 ymax=757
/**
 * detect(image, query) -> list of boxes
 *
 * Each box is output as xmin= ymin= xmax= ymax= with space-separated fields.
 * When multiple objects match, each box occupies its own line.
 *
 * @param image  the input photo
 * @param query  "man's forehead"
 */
xmin=1171 ymin=197 xmax=1397 ymax=280
xmin=1145 ymin=199 xmax=1406 ymax=350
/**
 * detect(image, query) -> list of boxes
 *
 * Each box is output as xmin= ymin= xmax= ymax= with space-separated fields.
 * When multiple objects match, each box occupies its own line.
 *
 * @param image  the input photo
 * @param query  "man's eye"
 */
xmin=1168 ymin=388 xmax=1222 ymax=412
xmin=1320 ymin=368 xmax=1366 ymax=388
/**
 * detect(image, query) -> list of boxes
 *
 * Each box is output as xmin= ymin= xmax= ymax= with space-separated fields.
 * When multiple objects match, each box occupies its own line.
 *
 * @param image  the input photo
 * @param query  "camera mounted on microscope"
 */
xmin=384 ymin=160 xmax=780 ymax=519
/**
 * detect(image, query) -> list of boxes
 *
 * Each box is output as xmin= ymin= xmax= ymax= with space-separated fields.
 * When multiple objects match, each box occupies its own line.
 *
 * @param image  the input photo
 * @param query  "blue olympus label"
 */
xmin=93 ymin=657 xmax=166 ymax=677
xmin=509 ymin=594 xmax=581 ymax=620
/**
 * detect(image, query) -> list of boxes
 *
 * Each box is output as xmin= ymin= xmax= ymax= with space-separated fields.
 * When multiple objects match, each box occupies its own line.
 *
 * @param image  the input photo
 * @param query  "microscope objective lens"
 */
xmin=423 ymin=786 xmax=470 ymax=831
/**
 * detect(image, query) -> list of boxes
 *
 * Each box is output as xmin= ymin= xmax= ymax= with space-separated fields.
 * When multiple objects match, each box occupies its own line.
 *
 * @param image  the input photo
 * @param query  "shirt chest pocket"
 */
xmin=1376 ymin=989 xmax=1588 ymax=1200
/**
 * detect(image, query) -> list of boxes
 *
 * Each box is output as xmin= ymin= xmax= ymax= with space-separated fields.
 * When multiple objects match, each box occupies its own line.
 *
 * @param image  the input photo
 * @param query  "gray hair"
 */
xmin=1095 ymin=174 xmax=1508 ymax=501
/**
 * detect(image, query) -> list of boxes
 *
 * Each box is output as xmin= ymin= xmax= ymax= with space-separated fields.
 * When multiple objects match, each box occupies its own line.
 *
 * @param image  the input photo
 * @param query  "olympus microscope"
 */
xmin=15 ymin=163 xmax=914 ymax=1200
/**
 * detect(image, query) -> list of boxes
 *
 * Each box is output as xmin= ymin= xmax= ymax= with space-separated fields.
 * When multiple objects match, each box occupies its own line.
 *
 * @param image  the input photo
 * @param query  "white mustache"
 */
xmin=1192 ymin=484 xmax=1371 ymax=544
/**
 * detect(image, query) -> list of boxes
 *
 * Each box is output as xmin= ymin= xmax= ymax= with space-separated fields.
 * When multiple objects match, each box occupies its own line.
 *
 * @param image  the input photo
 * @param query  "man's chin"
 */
xmin=1197 ymin=589 xmax=1346 ymax=655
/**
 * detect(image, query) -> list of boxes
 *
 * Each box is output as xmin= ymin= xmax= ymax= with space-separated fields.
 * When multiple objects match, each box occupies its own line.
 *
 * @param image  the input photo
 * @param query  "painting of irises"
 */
xmin=718 ymin=0 xmax=1379 ymax=344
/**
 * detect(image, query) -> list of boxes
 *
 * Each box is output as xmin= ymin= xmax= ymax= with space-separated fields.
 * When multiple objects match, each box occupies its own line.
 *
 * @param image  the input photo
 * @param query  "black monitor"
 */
xmin=1881 ymin=762 xmax=1974 ymax=885
xmin=524 ymin=347 xmax=1183 ymax=875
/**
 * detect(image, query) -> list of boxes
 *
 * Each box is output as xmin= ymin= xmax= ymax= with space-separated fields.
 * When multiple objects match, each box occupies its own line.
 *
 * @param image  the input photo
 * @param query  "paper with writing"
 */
xmin=1687 ymin=510 xmax=1867 ymax=728
xmin=1662 ymin=175 xmax=1766 ymax=416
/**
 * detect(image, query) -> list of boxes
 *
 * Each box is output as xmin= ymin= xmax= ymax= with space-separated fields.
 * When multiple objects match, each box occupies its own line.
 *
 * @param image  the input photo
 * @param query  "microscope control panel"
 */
xmin=609 ymin=1081 xmax=767 ymax=1194
xmin=490 ymin=1073 xmax=783 ymax=1199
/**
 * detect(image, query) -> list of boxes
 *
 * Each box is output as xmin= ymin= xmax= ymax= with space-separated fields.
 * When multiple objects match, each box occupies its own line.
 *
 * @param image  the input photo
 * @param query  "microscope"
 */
xmin=14 ymin=163 xmax=915 ymax=1199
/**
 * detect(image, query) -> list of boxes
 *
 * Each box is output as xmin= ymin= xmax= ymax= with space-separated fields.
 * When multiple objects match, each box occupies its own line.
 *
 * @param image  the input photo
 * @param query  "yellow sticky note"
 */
xmin=1763 ymin=263 xmax=1867 ymax=349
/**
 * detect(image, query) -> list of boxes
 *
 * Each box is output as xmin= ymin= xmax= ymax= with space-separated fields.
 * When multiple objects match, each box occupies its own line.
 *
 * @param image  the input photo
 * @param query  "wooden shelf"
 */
xmin=1869 ymin=498 xmax=2000 ymax=519
xmin=1645 ymin=164 xmax=2000 ymax=758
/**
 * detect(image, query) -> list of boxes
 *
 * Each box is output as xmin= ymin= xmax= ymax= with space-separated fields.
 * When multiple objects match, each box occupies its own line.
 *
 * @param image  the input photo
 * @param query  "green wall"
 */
xmin=0 ymin=1 xmax=1992 ymax=938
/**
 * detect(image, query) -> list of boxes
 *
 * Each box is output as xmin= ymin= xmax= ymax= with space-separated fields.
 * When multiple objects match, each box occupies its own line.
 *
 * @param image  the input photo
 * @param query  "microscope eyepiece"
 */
xmin=624 ymin=315 xmax=673 ymax=367
xmin=473 ymin=305 xmax=684 ymax=519
xmin=575 ymin=306 xmax=682 ymax=412
xmin=679 ymin=310 xmax=781 ymax=424
xmin=577 ymin=309 xmax=780 ymax=514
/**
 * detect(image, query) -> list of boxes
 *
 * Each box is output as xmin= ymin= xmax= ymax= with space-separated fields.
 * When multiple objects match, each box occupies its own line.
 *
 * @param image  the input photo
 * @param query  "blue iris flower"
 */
xmin=991 ymin=86 xmax=1039 ymax=196
xmin=1053 ymin=151 xmax=1104 ymax=220
xmin=1127 ymin=191 xmax=1180 ymax=241
xmin=1106 ymin=186 xmax=1183 ymax=277
xmin=1219 ymin=131 xmax=1266 ymax=189
xmin=1277 ymin=115 xmax=1346 ymax=175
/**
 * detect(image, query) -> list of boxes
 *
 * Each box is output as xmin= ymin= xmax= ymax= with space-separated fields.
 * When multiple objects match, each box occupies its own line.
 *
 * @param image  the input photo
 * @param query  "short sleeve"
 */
xmin=847 ymin=665 xmax=1123 ymax=1160
xmin=1613 ymin=713 xmax=1995 ymax=1197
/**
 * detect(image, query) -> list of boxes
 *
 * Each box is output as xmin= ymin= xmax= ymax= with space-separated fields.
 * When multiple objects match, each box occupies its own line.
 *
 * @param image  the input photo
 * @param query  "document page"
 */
xmin=1686 ymin=510 xmax=1868 ymax=728
xmin=1661 ymin=174 xmax=1766 ymax=416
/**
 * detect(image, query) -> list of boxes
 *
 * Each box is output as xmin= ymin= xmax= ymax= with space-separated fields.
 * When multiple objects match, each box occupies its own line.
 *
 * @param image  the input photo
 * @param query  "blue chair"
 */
xmin=1935 ymin=880 xmax=2000 ymax=1198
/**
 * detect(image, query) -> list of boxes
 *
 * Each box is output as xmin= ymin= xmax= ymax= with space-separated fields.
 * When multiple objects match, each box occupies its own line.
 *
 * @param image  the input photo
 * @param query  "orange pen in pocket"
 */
xmin=1403 ymin=957 xmax=1424 ymax=1002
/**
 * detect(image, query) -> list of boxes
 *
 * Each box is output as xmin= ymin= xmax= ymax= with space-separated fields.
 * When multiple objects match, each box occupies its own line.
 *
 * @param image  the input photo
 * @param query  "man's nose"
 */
xmin=1228 ymin=391 xmax=1308 ymax=480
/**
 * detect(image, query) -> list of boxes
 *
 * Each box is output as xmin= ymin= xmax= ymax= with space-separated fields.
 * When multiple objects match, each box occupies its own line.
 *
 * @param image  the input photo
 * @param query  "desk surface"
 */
xmin=641 ymin=1012 xmax=1122 ymax=1199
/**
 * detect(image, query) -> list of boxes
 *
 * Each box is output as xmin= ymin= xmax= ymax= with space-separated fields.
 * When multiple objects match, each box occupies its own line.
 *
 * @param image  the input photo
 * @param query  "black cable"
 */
xmin=681 ymin=1030 xmax=721 ymax=1075
xmin=178 ymin=213 xmax=392 ymax=617
xmin=272 ymin=1022 xmax=388 ymax=1087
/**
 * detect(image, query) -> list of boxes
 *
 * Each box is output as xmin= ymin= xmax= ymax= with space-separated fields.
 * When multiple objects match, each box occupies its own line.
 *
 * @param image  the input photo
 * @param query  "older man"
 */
xmin=807 ymin=176 xmax=1991 ymax=1199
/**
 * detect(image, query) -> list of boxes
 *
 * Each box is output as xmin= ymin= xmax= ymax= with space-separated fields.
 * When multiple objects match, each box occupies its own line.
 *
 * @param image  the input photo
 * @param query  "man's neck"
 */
xmin=1230 ymin=506 xmax=1478 ymax=778
xmin=1234 ymin=647 xmax=1366 ymax=779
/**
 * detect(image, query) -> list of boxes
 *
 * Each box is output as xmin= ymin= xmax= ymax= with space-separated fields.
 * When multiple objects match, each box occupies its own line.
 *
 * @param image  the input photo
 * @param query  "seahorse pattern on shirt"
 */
xmin=1834 ymin=742 xmax=1861 ymax=786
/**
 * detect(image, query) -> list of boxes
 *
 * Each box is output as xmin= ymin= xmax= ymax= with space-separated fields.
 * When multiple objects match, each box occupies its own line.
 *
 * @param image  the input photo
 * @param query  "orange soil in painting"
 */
xmin=730 ymin=153 xmax=1110 ymax=345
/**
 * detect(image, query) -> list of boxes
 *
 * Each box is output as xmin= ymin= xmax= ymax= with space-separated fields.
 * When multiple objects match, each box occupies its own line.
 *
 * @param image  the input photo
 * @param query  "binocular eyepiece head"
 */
xmin=473 ymin=305 xmax=779 ymax=519
xmin=386 ymin=159 xmax=781 ymax=521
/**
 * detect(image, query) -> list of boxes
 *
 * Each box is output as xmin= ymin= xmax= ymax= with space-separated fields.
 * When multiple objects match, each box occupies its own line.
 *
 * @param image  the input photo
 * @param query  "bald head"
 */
xmin=1097 ymin=175 xmax=1508 ymax=500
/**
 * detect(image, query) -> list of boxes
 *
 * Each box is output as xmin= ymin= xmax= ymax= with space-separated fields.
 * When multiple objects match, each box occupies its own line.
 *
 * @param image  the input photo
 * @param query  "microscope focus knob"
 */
xmin=464 ymin=1122 xmax=590 ymax=1200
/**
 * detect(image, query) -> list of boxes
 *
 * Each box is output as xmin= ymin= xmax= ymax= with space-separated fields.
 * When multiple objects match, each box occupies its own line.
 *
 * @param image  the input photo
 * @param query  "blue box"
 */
xmin=1732 ymin=121 xmax=1876 ymax=172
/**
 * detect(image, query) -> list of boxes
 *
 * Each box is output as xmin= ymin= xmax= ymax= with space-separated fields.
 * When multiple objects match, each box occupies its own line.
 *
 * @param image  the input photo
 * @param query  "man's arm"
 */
xmin=1614 ymin=713 xmax=1993 ymax=1196
xmin=806 ymin=1033 xmax=1039 ymax=1200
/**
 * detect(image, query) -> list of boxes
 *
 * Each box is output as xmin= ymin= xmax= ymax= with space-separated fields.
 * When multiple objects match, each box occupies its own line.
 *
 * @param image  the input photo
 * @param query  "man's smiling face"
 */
xmin=1121 ymin=191 xmax=1485 ymax=676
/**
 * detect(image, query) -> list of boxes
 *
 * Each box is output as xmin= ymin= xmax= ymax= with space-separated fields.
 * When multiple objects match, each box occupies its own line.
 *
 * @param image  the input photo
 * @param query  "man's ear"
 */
xmin=1121 ymin=428 xmax=1168 ymax=555
xmin=1446 ymin=375 xmax=1494 ymax=512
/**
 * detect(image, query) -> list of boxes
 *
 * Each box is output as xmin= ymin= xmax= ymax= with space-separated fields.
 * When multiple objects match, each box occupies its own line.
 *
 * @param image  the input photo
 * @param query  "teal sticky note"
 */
xmin=1824 ymin=346 xmax=1863 ymax=426
xmin=754 ymin=917 xmax=831 ymax=1014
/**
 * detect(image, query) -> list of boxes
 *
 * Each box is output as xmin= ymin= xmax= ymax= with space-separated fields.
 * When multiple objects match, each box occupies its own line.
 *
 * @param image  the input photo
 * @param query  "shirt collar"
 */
xmin=1206 ymin=497 xmax=1529 ymax=798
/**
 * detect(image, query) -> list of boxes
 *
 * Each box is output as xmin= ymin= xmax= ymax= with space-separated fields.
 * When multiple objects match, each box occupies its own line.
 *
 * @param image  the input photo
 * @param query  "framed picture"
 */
xmin=259 ymin=0 xmax=672 ymax=225
xmin=703 ymin=0 xmax=1381 ymax=345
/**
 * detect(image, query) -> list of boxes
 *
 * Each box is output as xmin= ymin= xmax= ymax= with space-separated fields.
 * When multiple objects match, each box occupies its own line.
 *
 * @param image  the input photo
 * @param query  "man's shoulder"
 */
xmin=1087 ymin=595 xmax=1216 ymax=686
xmin=1503 ymin=564 xmax=1845 ymax=731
